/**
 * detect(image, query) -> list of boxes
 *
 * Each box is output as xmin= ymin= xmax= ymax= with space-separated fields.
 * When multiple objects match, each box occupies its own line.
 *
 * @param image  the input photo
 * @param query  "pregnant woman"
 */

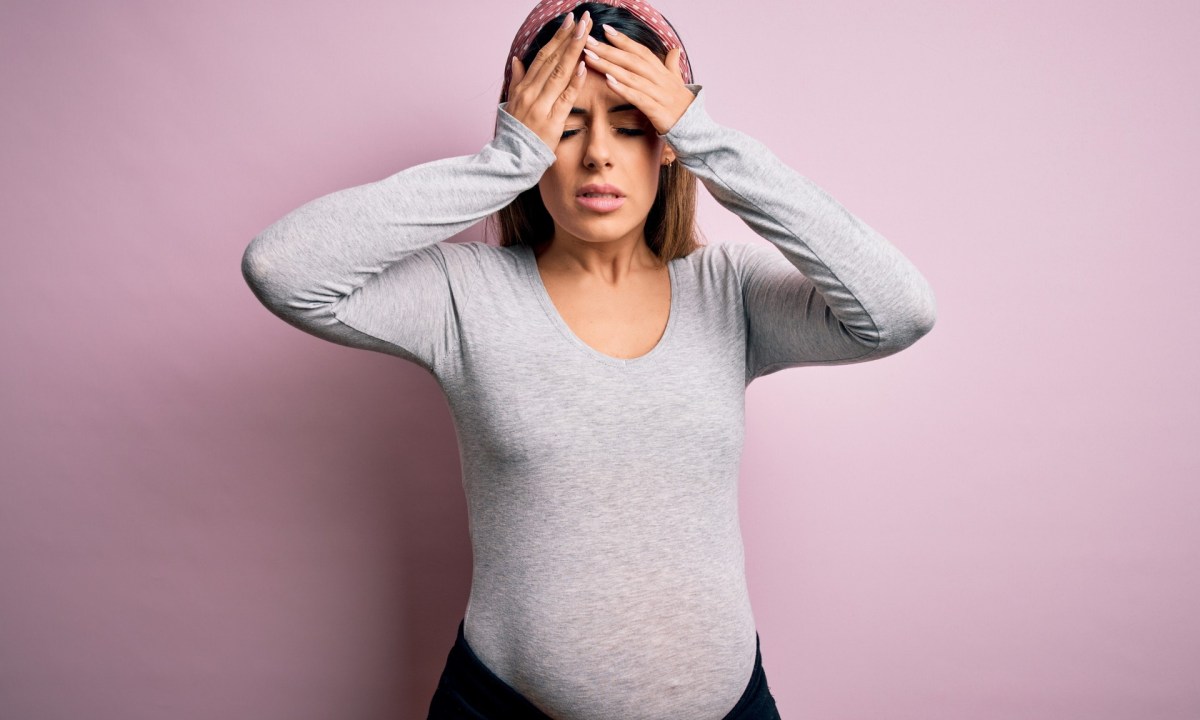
xmin=241 ymin=2 xmax=938 ymax=718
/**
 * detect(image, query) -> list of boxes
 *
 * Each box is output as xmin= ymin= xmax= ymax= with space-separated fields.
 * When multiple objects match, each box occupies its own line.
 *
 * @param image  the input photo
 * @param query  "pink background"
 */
xmin=2 ymin=0 xmax=1197 ymax=718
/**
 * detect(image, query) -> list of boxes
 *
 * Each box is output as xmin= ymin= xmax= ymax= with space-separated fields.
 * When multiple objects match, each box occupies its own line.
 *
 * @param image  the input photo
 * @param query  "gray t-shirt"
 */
xmin=242 ymin=84 xmax=936 ymax=719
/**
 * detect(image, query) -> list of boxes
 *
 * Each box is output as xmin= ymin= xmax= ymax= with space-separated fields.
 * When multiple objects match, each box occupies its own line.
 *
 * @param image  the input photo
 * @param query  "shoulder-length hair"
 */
xmin=485 ymin=2 xmax=704 ymax=262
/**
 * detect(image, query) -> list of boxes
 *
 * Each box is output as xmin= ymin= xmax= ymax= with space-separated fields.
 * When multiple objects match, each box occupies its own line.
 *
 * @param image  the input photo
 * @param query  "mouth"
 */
xmin=576 ymin=183 xmax=626 ymax=213
xmin=576 ymin=183 xmax=626 ymax=198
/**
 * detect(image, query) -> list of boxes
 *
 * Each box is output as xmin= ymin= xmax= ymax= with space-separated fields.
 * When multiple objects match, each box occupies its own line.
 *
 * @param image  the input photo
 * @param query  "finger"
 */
xmin=585 ymin=42 xmax=660 ymax=97
xmin=599 ymin=23 xmax=661 ymax=65
xmin=666 ymin=48 xmax=684 ymax=82
xmin=584 ymin=32 xmax=663 ymax=88
xmin=582 ymin=44 xmax=626 ymax=81
xmin=536 ymin=11 xmax=592 ymax=100
xmin=550 ymin=58 xmax=589 ymax=124
xmin=601 ymin=67 xmax=658 ymax=112
xmin=509 ymin=57 xmax=525 ymax=97
xmin=524 ymin=12 xmax=579 ymax=93
xmin=599 ymin=70 xmax=652 ymax=115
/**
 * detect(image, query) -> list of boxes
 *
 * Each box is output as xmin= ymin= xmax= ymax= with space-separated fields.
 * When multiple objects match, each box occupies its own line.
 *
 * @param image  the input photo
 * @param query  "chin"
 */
xmin=578 ymin=223 xmax=635 ymax=243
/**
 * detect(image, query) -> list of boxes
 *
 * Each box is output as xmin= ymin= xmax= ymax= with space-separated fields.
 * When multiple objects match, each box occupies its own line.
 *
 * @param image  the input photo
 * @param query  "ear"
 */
xmin=661 ymin=145 xmax=676 ymax=166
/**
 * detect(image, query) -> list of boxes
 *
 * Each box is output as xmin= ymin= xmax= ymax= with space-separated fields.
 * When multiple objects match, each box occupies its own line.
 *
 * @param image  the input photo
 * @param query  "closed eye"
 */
xmin=561 ymin=128 xmax=647 ymax=139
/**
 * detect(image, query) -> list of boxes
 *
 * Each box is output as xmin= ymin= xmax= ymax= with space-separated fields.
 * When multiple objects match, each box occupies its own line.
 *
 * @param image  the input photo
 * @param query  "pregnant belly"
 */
xmin=463 ymin=556 xmax=759 ymax=720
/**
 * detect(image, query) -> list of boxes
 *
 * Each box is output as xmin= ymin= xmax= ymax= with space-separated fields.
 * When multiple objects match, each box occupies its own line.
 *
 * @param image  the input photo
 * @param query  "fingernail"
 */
xmin=574 ymin=11 xmax=589 ymax=39
xmin=583 ymin=47 xmax=599 ymax=61
xmin=585 ymin=34 xmax=599 ymax=46
xmin=602 ymin=23 xmax=619 ymax=35
xmin=563 ymin=12 xmax=574 ymax=28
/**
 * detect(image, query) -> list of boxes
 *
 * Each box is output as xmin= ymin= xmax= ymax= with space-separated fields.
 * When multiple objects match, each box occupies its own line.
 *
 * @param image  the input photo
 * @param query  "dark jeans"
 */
xmin=427 ymin=619 xmax=782 ymax=719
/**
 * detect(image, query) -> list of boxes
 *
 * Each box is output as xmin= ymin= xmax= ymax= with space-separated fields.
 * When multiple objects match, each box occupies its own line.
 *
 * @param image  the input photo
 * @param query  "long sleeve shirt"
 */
xmin=241 ymin=84 xmax=936 ymax=720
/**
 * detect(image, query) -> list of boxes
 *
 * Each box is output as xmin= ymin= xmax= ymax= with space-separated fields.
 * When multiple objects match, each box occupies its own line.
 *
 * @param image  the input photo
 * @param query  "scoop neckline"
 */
xmin=519 ymin=243 xmax=678 ymax=368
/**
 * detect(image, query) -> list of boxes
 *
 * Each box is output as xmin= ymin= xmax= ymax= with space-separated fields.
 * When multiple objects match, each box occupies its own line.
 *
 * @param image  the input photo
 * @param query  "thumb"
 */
xmin=510 ymin=57 xmax=526 ymax=94
xmin=666 ymin=48 xmax=684 ymax=81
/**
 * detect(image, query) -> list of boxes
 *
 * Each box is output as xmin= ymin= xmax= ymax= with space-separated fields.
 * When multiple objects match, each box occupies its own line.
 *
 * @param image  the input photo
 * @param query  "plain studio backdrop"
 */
xmin=1 ymin=1 xmax=1196 ymax=718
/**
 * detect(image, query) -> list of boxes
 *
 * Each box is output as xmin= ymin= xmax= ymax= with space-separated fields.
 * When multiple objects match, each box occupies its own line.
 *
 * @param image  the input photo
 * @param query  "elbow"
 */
xmin=240 ymin=232 xmax=345 ymax=332
xmin=911 ymin=282 xmax=938 ymax=339
xmin=241 ymin=234 xmax=287 ymax=311
xmin=241 ymin=237 xmax=269 ymax=294
xmin=894 ymin=282 xmax=938 ymax=350
xmin=869 ymin=282 xmax=937 ymax=356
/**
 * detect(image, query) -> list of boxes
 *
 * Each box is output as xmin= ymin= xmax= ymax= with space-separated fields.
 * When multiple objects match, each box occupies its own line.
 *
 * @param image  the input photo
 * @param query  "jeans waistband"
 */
xmin=427 ymin=619 xmax=781 ymax=719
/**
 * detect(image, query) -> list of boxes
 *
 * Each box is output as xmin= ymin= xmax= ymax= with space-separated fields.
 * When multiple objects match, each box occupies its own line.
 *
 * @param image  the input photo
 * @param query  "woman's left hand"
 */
xmin=581 ymin=25 xmax=695 ymax=136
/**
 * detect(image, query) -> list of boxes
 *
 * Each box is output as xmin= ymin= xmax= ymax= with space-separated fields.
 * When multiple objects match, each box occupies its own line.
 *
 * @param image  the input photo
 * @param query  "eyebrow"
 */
xmin=569 ymin=103 xmax=640 ymax=115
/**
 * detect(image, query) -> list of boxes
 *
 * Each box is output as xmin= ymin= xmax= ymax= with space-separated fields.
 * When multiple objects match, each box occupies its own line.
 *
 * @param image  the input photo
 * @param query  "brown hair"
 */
xmin=484 ymin=2 xmax=704 ymax=262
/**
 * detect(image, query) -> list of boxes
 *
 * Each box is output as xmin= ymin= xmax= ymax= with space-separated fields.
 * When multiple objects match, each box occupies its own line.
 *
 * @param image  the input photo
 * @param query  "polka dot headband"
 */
xmin=503 ymin=0 xmax=694 ymax=97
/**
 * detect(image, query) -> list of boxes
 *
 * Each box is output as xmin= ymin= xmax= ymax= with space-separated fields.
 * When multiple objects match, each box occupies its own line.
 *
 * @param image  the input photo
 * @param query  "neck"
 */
xmin=534 ymin=229 xmax=662 ymax=283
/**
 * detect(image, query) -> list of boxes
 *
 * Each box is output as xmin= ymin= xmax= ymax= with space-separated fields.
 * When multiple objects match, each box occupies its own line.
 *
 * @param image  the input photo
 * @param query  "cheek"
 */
xmin=640 ymin=139 xmax=666 ymax=174
xmin=639 ymin=149 xmax=666 ymax=196
xmin=537 ymin=169 xmax=568 ymax=204
xmin=536 ymin=169 xmax=581 ymax=223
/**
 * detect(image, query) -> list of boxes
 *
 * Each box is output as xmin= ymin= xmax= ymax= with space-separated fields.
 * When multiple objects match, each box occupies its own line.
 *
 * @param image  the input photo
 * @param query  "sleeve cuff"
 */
xmin=659 ymin=84 xmax=714 ymax=156
xmin=495 ymin=103 xmax=559 ymax=168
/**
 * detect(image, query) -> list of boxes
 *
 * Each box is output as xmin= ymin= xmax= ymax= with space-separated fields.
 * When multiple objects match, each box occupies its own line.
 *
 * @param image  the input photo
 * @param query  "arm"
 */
xmin=661 ymin=85 xmax=938 ymax=382
xmin=240 ymin=106 xmax=557 ymax=374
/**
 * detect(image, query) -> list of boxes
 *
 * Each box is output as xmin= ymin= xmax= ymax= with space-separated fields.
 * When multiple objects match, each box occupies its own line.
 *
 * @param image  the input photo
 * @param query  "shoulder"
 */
xmin=675 ymin=243 xmax=796 ymax=311
xmin=435 ymin=241 xmax=532 ymax=293
xmin=437 ymin=240 xmax=525 ymax=269
xmin=712 ymin=241 xmax=792 ymax=284
xmin=675 ymin=241 xmax=775 ymax=280
xmin=713 ymin=240 xmax=778 ymax=266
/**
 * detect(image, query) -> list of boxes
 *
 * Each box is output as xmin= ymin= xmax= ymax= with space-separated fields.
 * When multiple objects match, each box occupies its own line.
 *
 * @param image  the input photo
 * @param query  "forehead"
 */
xmin=569 ymin=72 xmax=644 ymax=115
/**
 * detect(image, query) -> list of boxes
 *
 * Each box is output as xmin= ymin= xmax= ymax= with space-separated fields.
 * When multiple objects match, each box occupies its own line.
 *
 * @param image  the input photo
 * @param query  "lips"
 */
xmin=576 ymin=183 xmax=626 ymax=199
xmin=575 ymin=182 xmax=627 ymax=213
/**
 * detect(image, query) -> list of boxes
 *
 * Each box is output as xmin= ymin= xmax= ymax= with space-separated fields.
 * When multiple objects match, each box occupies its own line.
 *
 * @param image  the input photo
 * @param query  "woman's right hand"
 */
xmin=506 ymin=10 xmax=592 ymax=154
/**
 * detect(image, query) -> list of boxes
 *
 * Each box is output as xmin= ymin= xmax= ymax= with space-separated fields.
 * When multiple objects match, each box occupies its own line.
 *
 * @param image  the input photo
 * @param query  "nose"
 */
xmin=582 ymin=124 xmax=612 ymax=169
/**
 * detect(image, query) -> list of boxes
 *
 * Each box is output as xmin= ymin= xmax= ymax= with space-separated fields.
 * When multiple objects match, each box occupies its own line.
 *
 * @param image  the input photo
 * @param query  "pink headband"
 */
xmin=503 ymin=0 xmax=694 ymax=97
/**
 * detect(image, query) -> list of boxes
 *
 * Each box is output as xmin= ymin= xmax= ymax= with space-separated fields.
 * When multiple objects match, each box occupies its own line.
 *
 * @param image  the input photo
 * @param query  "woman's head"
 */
xmin=488 ymin=2 xmax=702 ymax=262
xmin=501 ymin=0 xmax=693 ymax=97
